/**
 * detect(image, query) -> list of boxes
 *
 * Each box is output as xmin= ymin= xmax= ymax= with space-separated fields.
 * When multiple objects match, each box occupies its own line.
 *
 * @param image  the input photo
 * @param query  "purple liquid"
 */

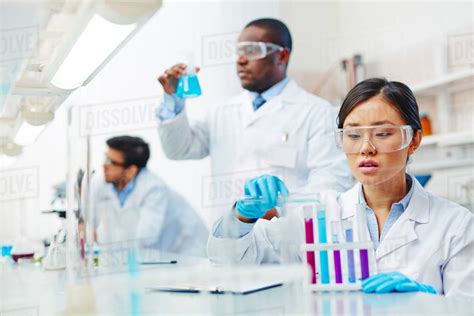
xmin=345 ymin=228 xmax=356 ymax=283
xmin=305 ymin=218 xmax=317 ymax=284
xmin=333 ymin=249 xmax=343 ymax=284
xmin=360 ymin=249 xmax=370 ymax=280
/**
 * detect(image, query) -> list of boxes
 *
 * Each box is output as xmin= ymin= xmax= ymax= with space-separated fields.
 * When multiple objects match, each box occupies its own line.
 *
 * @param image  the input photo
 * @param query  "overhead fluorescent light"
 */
xmin=1 ymin=142 xmax=22 ymax=158
xmin=51 ymin=14 xmax=136 ymax=90
xmin=0 ymin=155 xmax=19 ymax=169
xmin=14 ymin=121 xmax=47 ymax=146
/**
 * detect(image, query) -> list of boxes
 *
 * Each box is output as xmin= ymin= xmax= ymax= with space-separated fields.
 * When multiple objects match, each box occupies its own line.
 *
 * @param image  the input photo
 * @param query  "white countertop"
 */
xmin=1 ymin=257 xmax=472 ymax=315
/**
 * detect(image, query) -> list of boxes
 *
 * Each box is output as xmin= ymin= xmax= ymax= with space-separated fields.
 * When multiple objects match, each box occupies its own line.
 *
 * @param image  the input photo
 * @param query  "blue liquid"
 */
xmin=130 ymin=291 xmax=141 ymax=316
xmin=1 ymin=245 xmax=12 ymax=257
xmin=0 ymin=83 xmax=11 ymax=95
xmin=176 ymin=74 xmax=202 ymax=98
xmin=345 ymin=228 xmax=356 ymax=283
xmin=127 ymin=248 xmax=139 ymax=277
xmin=317 ymin=210 xmax=330 ymax=284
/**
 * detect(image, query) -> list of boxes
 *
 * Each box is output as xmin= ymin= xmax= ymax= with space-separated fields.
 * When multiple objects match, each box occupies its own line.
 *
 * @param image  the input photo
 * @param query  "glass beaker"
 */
xmin=176 ymin=69 xmax=201 ymax=98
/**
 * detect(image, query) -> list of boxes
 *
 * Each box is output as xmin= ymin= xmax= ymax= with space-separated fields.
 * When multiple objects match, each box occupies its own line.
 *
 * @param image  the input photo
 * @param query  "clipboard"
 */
xmin=147 ymin=282 xmax=283 ymax=295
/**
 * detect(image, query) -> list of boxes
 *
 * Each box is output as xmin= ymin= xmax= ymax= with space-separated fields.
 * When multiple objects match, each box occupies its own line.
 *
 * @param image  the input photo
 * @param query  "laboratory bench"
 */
xmin=0 ymin=256 xmax=472 ymax=315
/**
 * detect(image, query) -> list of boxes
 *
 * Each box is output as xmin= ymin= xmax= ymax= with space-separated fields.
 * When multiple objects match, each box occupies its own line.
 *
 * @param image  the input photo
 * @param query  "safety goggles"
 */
xmin=236 ymin=41 xmax=284 ymax=60
xmin=104 ymin=156 xmax=127 ymax=168
xmin=335 ymin=125 xmax=413 ymax=154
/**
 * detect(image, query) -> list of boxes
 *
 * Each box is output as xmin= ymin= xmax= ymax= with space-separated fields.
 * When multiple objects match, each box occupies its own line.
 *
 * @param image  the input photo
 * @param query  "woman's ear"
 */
xmin=408 ymin=130 xmax=423 ymax=155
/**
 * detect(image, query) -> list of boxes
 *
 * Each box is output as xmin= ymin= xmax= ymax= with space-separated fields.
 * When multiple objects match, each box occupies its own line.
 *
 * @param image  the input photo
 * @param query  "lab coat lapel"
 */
xmin=241 ymin=80 xmax=298 ymax=128
xmin=376 ymin=180 xmax=430 ymax=260
xmin=103 ymin=184 xmax=122 ymax=211
xmin=240 ymin=92 xmax=255 ymax=128
xmin=340 ymin=184 xmax=368 ymax=242
xmin=340 ymin=184 xmax=359 ymax=220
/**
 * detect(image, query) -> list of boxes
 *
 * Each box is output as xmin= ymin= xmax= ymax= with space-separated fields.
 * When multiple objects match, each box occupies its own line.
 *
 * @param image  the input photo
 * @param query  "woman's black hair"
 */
xmin=337 ymin=78 xmax=422 ymax=132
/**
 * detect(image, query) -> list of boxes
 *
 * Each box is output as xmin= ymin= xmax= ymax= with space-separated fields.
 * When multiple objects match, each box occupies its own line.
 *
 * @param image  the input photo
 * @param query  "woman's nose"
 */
xmin=360 ymin=139 xmax=377 ymax=156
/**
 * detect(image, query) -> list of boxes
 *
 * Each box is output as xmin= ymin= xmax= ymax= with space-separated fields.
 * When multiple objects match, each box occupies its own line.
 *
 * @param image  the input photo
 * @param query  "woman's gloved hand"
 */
xmin=362 ymin=272 xmax=436 ymax=294
xmin=236 ymin=175 xmax=289 ymax=219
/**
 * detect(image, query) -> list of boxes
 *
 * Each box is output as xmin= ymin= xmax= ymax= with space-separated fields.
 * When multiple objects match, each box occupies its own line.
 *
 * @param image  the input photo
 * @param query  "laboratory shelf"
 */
xmin=412 ymin=131 xmax=474 ymax=174
xmin=421 ymin=131 xmax=474 ymax=147
xmin=412 ymin=68 xmax=474 ymax=96
xmin=410 ymin=158 xmax=473 ymax=174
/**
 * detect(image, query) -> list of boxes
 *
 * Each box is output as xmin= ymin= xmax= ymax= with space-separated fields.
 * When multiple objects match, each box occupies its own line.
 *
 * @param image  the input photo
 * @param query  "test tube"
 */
xmin=356 ymin=203 xmax=370 ymax=280
xmin=304 ymin=206 xmax=317 ymax=284
xmin=331 ymin=221 xmax=343 ymax=284
xmin=343 ymin=220 xmax=356 ymax=283
xmin=128 ymin=248 xmax=140 ymax=316
xmin=317 ymin=209 xmax=330 ymax=284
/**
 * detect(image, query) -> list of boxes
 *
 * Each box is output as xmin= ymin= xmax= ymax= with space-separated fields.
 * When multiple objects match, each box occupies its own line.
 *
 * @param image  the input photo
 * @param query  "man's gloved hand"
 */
xmin=235 ymin=175 xmax=289 ymax=219
xmin=362 ymin=272 xmax=437 ymax=294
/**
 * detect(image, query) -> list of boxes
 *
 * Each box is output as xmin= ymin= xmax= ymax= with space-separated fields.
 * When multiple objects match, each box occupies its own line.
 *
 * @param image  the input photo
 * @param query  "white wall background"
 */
xmin=0 ymin=1 xmax=472 ymax=246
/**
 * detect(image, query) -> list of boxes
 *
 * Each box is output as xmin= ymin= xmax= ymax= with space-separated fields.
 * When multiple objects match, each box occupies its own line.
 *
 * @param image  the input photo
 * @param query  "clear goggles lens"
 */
xmin=236 ymin=41 xmax=283 ymax=60
xmin=335 ymin=125 xmax=414 ymax=154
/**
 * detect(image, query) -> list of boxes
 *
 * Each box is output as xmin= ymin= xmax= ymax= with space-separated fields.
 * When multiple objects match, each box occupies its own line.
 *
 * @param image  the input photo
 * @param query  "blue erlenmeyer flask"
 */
xmin=176 ymin=65 xmax=202 ymax=98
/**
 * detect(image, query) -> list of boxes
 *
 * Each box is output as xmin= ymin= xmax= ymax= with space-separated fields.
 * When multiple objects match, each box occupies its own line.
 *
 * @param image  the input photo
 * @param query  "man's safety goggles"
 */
xmin=236 ymin=41 xmax=284 ymax=61
xmin=104 ymin=156 xmax=127 ymax=168
xmin=335 ymin=125 xmax=414 ymax=154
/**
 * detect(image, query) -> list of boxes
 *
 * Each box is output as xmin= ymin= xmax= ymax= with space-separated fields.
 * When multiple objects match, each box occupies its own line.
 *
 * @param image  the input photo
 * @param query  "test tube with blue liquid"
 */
xmin=128 ymin=248 xmax=141 ymax=316
xmin=176 ymin=55 xmax=201 ymax=98
xmin=343 ymin=220 xmax=356 ymax=283
xmin=331 ymin=221 xmax=343 ymax=284
xmin=317 ymin=208 xmax=330 ymax=284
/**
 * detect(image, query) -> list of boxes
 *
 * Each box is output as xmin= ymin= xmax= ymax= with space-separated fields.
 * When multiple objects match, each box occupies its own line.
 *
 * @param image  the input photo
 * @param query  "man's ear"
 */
xmin=408 ymin=130 xmax=422 ymax=155
xmin=278 ymin=48 xmax=290 ymax=65
xmin=126 ymin=165 xmax=139 ymax=179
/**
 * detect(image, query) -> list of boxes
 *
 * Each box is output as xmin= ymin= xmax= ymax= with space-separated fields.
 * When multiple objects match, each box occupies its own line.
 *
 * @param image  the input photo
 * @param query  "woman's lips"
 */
xmin=359 ymin=159 xmax=380 ymax=174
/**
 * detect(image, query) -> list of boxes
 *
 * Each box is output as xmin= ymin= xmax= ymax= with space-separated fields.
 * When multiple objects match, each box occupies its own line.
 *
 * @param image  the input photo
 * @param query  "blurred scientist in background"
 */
xmin=156 ymin=18 xmax=353 ymax=206
xmin=90 ymin=136 xmax=208 ymax=257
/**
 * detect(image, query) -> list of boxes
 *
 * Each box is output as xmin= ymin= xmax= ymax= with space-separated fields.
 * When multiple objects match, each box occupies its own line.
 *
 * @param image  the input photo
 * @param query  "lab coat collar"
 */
xmin=241 ymin=79 xmax=300 ymax=127
xmin=376 ymin=178 xmax=430 ymax=258
xmin=340 ymin=177 xmax=430 ymax=223
xmin=340 ymin=183 xmax=360 ymax=220
xmin=403 ymin=178 xmax=430 ymax=224
xmin=340 ymin=178 xmax=430 ymax=260
xmin=103 ymin=168 xmax=149 ymax=210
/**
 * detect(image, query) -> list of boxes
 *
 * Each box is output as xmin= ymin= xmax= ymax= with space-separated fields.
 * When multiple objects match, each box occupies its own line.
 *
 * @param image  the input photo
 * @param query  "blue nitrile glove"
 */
xmin=235 ymin=175 xmax=289 ymax=219
xmin=362 ymin=272 xmax=436 ymax=294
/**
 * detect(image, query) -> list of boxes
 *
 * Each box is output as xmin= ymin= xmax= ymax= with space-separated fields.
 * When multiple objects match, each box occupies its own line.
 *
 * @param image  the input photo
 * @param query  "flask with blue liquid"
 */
xmin=176 ymin=55 xmax=201 ymax=98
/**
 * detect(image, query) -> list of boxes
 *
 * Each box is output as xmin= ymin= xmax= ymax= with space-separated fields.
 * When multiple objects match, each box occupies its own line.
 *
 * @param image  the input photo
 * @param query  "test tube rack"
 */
xmin=301 ymin=241 xmax=375 ymax=291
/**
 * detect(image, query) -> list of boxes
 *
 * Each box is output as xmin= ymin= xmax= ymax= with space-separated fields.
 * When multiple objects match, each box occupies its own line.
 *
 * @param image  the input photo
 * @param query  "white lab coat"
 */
xmin=158 ymin=80 xmax=353 ymax=204
xmin=207 ymin=179 xmax=474 ymax=297
xmin=90 ymin=169 xmax=209 ymax=257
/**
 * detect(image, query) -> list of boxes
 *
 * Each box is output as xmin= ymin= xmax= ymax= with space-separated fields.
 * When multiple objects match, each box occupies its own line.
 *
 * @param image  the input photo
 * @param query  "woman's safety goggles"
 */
xmin=236 ymin=41 xmax=284 ymax=60
xmin=335 ymin=125 xmax=414 ymax=154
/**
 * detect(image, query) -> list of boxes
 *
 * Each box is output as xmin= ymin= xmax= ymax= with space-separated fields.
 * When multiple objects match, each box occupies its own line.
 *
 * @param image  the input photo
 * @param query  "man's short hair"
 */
xmin=106 ymin=136 xmax=150 ymax=169
xmin=245 ymin=18 xmax=292 ymax=51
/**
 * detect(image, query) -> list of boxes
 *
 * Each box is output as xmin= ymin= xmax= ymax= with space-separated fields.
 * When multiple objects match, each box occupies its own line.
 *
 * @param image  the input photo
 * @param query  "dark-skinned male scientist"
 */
xmin=155 ymin=18 xmax=352 ymax=238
